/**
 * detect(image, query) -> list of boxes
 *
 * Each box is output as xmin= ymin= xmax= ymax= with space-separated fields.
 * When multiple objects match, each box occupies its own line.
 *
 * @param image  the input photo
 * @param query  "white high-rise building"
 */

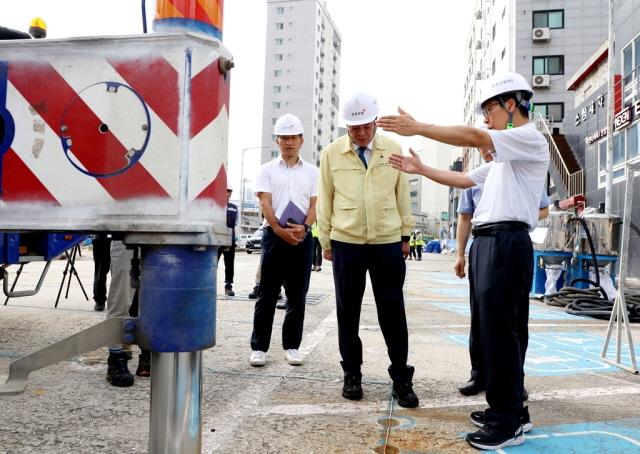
xmin=261 ymin=0 xmax=342 ymax=166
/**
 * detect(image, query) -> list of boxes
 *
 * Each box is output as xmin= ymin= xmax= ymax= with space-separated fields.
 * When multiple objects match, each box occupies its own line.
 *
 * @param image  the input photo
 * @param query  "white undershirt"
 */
xmin=352 ymin=141 xmax=373 ymax=165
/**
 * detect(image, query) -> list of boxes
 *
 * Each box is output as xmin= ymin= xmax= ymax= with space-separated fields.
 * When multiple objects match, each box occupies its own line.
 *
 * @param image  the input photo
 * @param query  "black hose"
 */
xmin=570 ymin=217 xmax=600 ymax=287
xmin=141 ymin=0 xmax=148 ymax=34
xmin=542 ymin=216 xmax=640 ymax=321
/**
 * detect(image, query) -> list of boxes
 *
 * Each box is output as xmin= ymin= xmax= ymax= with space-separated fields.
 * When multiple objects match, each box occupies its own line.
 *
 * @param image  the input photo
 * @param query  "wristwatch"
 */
xmin=304 ymin=224 xmax=311 ymax=233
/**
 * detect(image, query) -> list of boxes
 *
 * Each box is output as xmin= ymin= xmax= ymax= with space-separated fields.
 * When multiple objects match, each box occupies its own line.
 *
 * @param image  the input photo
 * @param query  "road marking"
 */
xmin=202 ymin=309 xmax=337 ymax=452
xmin=249 ymin=385 xmax=640 ymax=417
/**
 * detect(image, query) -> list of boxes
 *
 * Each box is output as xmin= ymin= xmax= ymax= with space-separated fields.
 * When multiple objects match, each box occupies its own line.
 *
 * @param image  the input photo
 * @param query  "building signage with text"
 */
xmin=586 ymin=127 xmax=607 ymax=145
xmin=575 ymin=92 xmax=606 ymax=126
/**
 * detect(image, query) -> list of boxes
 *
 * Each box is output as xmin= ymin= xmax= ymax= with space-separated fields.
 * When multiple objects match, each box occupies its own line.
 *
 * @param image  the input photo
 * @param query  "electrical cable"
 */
xmin=544 ymin=217 xmax=640 ymax=322
xmin=141 ymin=0 xmax=148 ymax=33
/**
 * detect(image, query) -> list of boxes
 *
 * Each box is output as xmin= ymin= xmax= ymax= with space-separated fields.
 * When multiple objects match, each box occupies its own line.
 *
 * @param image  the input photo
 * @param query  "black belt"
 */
xmin=472 ymin=221 xmax=529 ymax=236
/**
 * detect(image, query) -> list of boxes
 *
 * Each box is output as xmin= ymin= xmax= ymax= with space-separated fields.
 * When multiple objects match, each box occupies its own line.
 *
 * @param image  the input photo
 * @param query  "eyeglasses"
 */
xmin=482 ymin=101 xmax=501 ymax=117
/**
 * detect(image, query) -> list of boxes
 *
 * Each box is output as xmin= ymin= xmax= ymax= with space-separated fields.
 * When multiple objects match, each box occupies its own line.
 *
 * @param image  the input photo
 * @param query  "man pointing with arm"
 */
xmin=378 ymin=72 xmax=549 ymax=450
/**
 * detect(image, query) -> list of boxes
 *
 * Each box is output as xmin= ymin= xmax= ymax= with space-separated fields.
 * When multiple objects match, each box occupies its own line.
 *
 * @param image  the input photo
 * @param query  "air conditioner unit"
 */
xmin=532 ymin=74 xmax=550 ymax=87
xmin=476 ymin=40 xmax=482 ymax=50
xmin=532 ymin=27 xmax=551 ymax=41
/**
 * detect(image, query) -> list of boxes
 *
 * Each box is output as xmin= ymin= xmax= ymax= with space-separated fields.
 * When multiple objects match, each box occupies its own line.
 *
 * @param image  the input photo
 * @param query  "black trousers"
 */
xmin=416 ymin=245 xmax=422 ymax=260
xmin=250 ymin=228 xmax=313 ymax=352
xmin=92 ymin=236 xmax=112 ymax=304
xmin=469 ymin=230 xmax=532 ymax=431
xmin=312 ymin=237 xmax=322 ymax=267
xmin=331 ymin=240 xmax=409 ymax=377
xmin=217 ymin=246 xmax=236 ymax=285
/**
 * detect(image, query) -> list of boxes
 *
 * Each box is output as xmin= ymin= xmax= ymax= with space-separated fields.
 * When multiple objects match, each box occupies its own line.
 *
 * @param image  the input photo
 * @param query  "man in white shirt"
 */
xmin=378 ymin=72 xmax=549 ymax=450
xmin=249 ymin=114 xmax=319 ymax=367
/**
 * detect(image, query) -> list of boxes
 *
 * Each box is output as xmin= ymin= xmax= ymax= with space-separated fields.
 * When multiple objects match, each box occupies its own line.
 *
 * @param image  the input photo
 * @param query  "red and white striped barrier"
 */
xmin=0 ymin=34 xmax=230 ymax=237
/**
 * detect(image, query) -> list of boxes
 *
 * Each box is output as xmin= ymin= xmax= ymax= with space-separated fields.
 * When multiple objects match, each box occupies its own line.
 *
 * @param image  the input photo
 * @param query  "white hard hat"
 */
xmin=341 ymin=91 xmax=379 ymax=126
xmin=475 ymin=72 xmax=533 ymax=115
xmin=227 ymin=182 xmax=233 ymax=191
xmin=273 ymin=113 xmax=304 ymax=135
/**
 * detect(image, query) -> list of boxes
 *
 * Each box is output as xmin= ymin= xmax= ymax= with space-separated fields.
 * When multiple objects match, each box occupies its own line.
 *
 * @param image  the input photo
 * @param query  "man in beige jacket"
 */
xmin=317 ymin=91 xmax=418 ymax=408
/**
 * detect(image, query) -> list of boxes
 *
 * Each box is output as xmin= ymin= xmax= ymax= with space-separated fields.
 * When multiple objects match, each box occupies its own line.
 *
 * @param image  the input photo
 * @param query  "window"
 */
xmin=275 ymin=22 xmax=284 ymax=30
xmin=614 ymin=131 xmax=626 ymax=168
xmin=502 ymin=6 xmax=506 ymax=19
xmin=622 ymin=35 xmax=640 ymax=101
xmin=532 ymin=55 xmax=564 ymax=75
xmin=272 ymin=101 xmax=280 ymax=109
xmin=492 ymin=24 xmax=496 ymax=40
xmin=273 ymin=86 xmax=281 ymax=93
xmin=598 ymin=139 xmax=607 ymax=186
xmin=628 ymin=123 xmax=640 ymax=161
xmin=532 ymin=103 xmax=564 ymax=122
xmin=597 ymin=124 xmax=640 ymax=188
xmin=502 ymin=48 xmax=506 ymax=60
xmin=533 ymin=10 xmax=564 ymax=29
xmin=274 ymin=54 xmax=283 ymax=61
xmin=273 ymin=70 xmax=282 ymax=77
xmin=275 ymin=38 xmax=283 ymax=45
xmin=410 ymin=191 xmax=418 ymax=197
xmin=276 ymin=6 xmax=284 ymax=14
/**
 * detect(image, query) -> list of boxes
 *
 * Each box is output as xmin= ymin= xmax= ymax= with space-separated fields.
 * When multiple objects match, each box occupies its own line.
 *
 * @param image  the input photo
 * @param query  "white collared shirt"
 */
xmin=468 ymin=123 xmax=549 ymax=231
xmin=255 ymin=155 xmax=319 ymax=225
xmin=351 ymin=141 xmax=373 ymax=165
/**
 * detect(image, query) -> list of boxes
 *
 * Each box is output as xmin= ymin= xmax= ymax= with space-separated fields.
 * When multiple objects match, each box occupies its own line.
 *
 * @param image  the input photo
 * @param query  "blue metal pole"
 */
xmin=137 ymin=245 xmax=217 ymax=453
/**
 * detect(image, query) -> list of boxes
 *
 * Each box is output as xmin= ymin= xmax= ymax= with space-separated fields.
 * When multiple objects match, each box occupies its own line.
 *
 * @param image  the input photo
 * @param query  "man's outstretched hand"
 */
xmin=377 ymin=107 xmax=420 ymax=136
xmin=389 ymin=147 xmax=424 ymax=175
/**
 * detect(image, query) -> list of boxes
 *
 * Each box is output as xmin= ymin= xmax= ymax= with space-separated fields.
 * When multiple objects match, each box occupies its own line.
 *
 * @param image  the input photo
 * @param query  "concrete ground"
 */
xmin=1 ymin=248 xmax=640 ymax=453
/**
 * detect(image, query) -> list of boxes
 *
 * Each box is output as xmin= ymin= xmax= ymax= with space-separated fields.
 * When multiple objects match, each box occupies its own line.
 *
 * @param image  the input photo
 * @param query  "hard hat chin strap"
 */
xmin=497 ymin=98 xmax=515 ymax=130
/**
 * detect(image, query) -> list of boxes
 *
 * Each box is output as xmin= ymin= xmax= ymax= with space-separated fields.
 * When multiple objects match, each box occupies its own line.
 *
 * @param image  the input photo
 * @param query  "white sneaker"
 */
xmin=285 ymin=349 xmax=304 ymax=366
xmin=249 ymin=350 xmax=266 ymax=367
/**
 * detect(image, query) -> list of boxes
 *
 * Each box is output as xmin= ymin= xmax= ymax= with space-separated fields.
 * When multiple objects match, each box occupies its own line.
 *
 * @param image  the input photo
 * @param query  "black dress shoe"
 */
xmin=458 ymin=379 xmax=485 ymax=396
xmin=342 ymin=373 xmax=363 ymax=400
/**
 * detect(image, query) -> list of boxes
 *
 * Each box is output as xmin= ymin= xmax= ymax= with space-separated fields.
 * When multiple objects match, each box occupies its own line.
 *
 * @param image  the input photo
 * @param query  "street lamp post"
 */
xmin=240 ymin=146 xmax=269 ymax=232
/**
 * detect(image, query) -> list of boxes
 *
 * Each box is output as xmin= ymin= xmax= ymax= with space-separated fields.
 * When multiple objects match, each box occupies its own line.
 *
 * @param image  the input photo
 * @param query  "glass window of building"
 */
xmin=273 ymin=86 xmax=281 ymax=93
xmin=532 ymin=56 xmax=564 ymax=75
xmin=613 ymin=132 xmax=626 ymax=167
xmin=274 ymin=70 xmax=282 ymax=77
xmin=532 ymin=103 xmax=564 ymax=121
xmin=274 ymin=54 xmax=283 ymax=61
xmin=532 ymin=10 xmax=564 ymax=29
xmin=275 ymin=22 xmax=284 ymax=30
xmin=276 ymin=6 xmax=284 ymax=14
xmin=272 ymin=101 xmax=280 ymax=109
xmin=598 ymin=139 xmax=607 ymax=186
xmin=628 ymin=123 xmax=640 ymax=161
xmin=275 ymin=38 xmax=283 ymax=45
xmin=622 ymin=35 xmax=640 ymax=99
